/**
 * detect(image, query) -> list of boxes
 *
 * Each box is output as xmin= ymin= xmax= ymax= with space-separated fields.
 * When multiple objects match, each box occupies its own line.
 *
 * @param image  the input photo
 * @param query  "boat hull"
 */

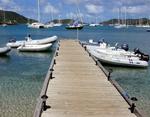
xmin=89 ymin=49 xmax=148 ymax=68
xmin=28 ymin=22 xmax=45 ymax=29
xmin=17 ymin=43 xmax=52 ymax=52
xmin=7 ymin=36 xmax=57 ymax=48
xmin=65 ymin=26 xmax=83 ymax=30
xmin=0 ymin=47 xmax=11 ymax=55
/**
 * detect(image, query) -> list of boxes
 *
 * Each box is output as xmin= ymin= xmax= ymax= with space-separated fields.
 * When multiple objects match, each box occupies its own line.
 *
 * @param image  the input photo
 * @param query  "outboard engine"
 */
xmin=141 ymin=54 xmax=149 ymax=62
xmin=134 ymin=48 xmax=141 ymax=54
xmin=98 ymin=39 xmax=104 ymax=44
xmin=9 ymin=38 xmax=16 ymax=42
xmin=134 ymin=48 xmax=149 ymax=61
xmin=134 ymin=48 xmax=143 ymax=54
xmin=89 ymin=39 xmax=94 ymax=44
xmin=121 ymin=44 xmax=129 ymax=51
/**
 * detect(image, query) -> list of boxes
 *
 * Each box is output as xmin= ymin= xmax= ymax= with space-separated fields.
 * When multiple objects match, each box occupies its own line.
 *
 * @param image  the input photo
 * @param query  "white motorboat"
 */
xmin=114 ymin=24 xmax=127 ymax=29
xmin=28 ymin=22 xmax=45 ymax=29
xmin=0 ymin=47 xmax=11 ymax=55
xmin=89 ymin=49 xmax=148 ymax=68
xmin=89 ymin=23 xmax=99 ymax=27
xmin=7 ymin=36 xmax=57 ymax=48
xmin=17 ymin=43 xmax=52 ymax=52
xmin=86 ymin=41 xmax=149 ymax=68
xmin=53 ymin=23 xmax=62 ymax=27
xmin=44 ymin=22 xmax=54 ymax=28
xmin=87 ymin=43 xmax=136 ymax=57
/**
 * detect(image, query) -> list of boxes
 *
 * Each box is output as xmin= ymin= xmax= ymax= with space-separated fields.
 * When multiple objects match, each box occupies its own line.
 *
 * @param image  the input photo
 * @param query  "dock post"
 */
xmin=54 ymin=59 xmax=56 ymax=65
xmin=89 ymin=53 xmax=91 ymax=56
xmin=95 ymin=60 xmax=98 ymax=65
xmin=50 ymin=72 xmax=53 ymax=79
xmin=108 ymin=69 xmax=113 ymax=81
xmin=84 ymin=46 xmax=87 ymax=51
xmin=130 ymin=97 xmax=138 ymax=113
xmin=41 ymin=95 xmax=51 ymax=111
xmin=57 ymin=47 xmax=59 ymax=51
xmin=130 ymin=103 xmax=136 ymax=113
xmin=56 ymin=52 xmax=58 ymax=56
xmin=50 ymin=68 xmax=54 ymax=71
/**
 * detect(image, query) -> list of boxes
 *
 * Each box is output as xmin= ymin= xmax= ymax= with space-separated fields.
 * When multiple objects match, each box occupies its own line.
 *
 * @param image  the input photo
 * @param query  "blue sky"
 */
xmin=0 ymin=0 xmax=150 ymax=23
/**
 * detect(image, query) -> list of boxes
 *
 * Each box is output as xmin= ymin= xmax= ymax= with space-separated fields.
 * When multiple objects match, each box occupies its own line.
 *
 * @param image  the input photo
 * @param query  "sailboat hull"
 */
xmin=65 ymin=26 xmax=83 ymax=30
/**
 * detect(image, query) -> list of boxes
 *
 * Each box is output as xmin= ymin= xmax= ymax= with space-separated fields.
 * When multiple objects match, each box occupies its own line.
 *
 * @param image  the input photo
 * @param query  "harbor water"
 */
xmin=0 ymin=25 xmax=150 ymax=117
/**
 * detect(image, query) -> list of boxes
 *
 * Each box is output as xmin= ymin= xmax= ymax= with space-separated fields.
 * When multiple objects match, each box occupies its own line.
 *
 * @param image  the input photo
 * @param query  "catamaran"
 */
xmin=28 ymin=0 xmax=45 ymax=29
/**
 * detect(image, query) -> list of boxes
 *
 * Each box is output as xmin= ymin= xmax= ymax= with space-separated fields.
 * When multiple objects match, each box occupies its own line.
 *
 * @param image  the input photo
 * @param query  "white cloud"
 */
xmin=0 ymin=0 xmax=12 ymax=4
xmin=44 ymin=3 xmax=59 ymax=14
xmin=85 ymin=4 xmax=103 ymax=14
xmin=63 ymin=0 xmax=83 ymax=4
xmin=66 ymin=12 xmax=78 ymax=19
xmin=40 ymin=0 xmax=47 ymax=5
xmin=113 ymin=5 xmax=150 ymax=14
xmin=0 ymin=0 xmax=21 ymax=12
xmin=66 ymin=12 xmax=83 ymax=19
xmin=127 ymin=5 xmax=149 ymax=14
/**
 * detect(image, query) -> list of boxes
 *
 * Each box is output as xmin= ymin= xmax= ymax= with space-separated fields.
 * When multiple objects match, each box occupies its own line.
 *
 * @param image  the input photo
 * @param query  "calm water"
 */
xmin=0 ymin=25 xmax=150 ymax=117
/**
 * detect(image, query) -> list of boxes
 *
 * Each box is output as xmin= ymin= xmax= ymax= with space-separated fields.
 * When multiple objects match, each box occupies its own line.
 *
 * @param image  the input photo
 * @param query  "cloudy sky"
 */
xmin=0 ymin=0 xmax=150 ymax=23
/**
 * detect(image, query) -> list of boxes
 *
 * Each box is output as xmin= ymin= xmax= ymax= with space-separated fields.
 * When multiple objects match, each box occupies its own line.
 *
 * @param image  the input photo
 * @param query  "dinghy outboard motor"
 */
xmin=9 ymin=38 xmax=16 ymax=42
xmin=134 ymin=48 xmax=149 ymax=62
xmin=121 ymin=44 xmax=129 ymax=51
xmin=134 ymin=48 xmax=141 ymax=55
xmin=141 ymin=54 xmax=149 ymax=62
xmin=98 ymin=38 xmax=105 ymax=44
xmin=89 ymin=39 xmax=94 ymax=44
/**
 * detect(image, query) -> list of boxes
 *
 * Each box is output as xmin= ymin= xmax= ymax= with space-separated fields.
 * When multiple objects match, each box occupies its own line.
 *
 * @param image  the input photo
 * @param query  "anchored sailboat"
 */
xmin=89 ymin=17 xmax=99 ymax=27
xmin=28 ymin=0 xmax=45 ymax=29
xmin=66 ymin=2 xmax=83 ymax=30
xmin=53 ymin=15 xmax=62 ymax=27
xmin=114 ymin=7 xmax=127 ymax=29
xmin=0 ymin=10 xmax=7 ymax=27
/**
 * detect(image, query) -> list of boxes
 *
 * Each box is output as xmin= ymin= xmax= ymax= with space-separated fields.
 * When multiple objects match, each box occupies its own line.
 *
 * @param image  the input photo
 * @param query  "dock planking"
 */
xmin=41 ymin=40 xmax=136 ymax=117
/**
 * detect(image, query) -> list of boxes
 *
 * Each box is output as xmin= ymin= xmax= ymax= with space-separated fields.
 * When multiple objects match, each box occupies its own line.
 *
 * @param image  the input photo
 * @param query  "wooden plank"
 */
xmin=41 ymin=40 xmax=136 ymax=117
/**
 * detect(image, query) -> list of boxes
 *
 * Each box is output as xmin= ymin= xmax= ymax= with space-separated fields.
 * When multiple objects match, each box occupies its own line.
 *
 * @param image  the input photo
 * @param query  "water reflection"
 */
xmin=16 ymin=51 xmax=52 ymax=58
xmin=0 ymin=55 xmax=11 ymax=63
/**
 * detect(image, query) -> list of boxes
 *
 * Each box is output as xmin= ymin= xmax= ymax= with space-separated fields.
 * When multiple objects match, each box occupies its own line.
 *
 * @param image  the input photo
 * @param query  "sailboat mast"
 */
xmin=118 ymin=8 xmax=120 ymax=25
xmin=125 ymin=7 xmax=127 ymax=26
xmin=3 ymin=10 xmax=6 ymax=23
xmin=37 ymin=0 xmax=40 ymax=22
xmin=58 ymin=15 xmax=61 ymax=24
xmin=51 ymin=8 xmax=54 ymax=21
xmin=95 ymin=16 xmax=97 ymax=24
xmin=75 ymin=2 xmax=83 ymax=24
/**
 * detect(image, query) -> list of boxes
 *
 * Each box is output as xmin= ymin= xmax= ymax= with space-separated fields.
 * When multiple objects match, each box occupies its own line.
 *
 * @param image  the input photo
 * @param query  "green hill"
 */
xmin=48 ymin=19 xmax=74 ymax=24
xmin=0 ymin=10 xmax=36 ymax=25
xmin=102 ymin=18 xmax=150 ymax=25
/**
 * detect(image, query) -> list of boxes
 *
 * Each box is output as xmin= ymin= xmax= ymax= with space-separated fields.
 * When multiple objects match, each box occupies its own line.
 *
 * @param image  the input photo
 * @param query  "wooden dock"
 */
xmin=41 ymin=40 xmax=136 ymax=117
